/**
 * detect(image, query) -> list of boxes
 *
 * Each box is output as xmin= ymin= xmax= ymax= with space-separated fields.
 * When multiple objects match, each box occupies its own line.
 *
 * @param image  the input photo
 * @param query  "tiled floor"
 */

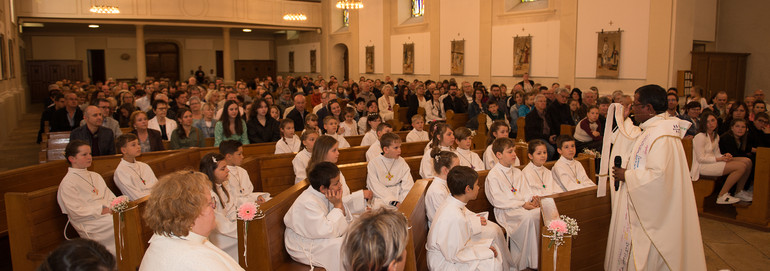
xmin=701 ymin=217 xmax=770 ymax=271
xmin=1 ymin=105 xmax=769 ymax=270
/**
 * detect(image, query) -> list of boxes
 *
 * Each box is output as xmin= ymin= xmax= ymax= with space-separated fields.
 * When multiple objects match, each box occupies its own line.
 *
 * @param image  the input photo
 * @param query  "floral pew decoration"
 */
xmin=110 ymin=196 xmax=131 ymax=260
xmin=237 ymin=202 xmax=265 ymax=267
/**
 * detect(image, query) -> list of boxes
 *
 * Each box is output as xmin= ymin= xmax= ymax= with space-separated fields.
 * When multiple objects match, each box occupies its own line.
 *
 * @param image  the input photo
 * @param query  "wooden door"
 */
xmin=234 ymin=60 xmax=276 ymax=82
xmin=26 ymin=60 xmax=83 ymax=103
xmin=145 ymin=42 xmax=179 ymax=82
xmin=691 ymin=52 xmax=749 ymax=100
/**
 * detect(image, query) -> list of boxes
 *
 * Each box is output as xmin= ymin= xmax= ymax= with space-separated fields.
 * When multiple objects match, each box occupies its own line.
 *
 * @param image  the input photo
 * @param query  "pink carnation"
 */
xmin=548 ymin=219 xmax=568 ymax=234
xmin=110 ymin=196 xmax=128 ymax=209
xmin=238 ymin=202 xmax=258 ymax=221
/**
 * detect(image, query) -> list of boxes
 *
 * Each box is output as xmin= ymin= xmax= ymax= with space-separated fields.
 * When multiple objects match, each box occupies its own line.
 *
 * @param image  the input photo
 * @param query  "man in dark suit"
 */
xmin=525 ymin=94 xmax=557 ymax=160
xmin=38 ymin=93 xmax=65 ymax=143
xmin=443 ymin=83 xmax=468 ymax=114
xmin=50 ymin=92 xmax=84 ymax=132
xmin=70 ymin=106 xmax=115 ymax=156
xmin=286 ymin=93 xmax=307 ymax=131
xmin=546 ymin=88 xmax=575 ymax=131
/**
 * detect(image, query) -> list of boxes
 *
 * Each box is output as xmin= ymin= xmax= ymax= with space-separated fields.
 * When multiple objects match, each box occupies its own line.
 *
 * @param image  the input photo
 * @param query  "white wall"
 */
xmin=439 ymin=0 xmax=479 ymax=76
xmin=693 ymin=0 xmax=717 ymax=41
xmin=276 ymin=42 xmax=321 ymax=73
xmin=491 ymin=20 xmax=560 ymax=78
xmin=575 ymin=0 xmax=650 ymax=80
xmin=358 ymin=0 xmax=384 ymax=74
xmin=390 ymin=32 xmax=430 ymax=75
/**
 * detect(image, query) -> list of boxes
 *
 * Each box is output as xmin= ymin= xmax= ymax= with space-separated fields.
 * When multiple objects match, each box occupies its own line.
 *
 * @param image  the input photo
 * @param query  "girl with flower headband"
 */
xmin=57 ymin=140 xmax=117 ymax=255
xmin=199 ymin=152 xmax=238 ymax=260
xmin=419 ymin=123 xmax=455 ymax=179
xmin=307 ymin=135 xmax=372 ymax=218
xmin=292 ymin=129 xmax=320 ymax=183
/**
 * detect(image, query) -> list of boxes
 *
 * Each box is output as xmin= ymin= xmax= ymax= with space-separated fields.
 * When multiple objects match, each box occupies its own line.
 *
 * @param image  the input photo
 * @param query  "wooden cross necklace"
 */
xmin=457 ymin=150 xmax=476 ymax=170
xmin=126 ymin=162 xmax=146 ymax=185
xmin=72 ymin=172 xmax=98 ymax=194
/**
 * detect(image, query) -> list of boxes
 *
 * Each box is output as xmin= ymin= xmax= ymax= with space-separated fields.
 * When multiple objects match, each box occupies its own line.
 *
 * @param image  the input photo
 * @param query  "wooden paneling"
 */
xmin=691 ymin=52 xmax=749 ymax=100
xmin=234 ymin=60 xmax=277 ymax=82
xmin=26 ymin=60 xmax=83 ymax=103
xmin=146 ymin=42 xmax=179 ymax=81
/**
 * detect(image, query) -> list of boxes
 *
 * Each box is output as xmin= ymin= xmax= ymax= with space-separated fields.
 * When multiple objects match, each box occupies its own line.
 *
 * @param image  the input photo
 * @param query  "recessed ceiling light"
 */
xmin=88 ymin=25 xmax=100 ymax=28
xmin=21 ymin=22 xmax=44 ymax=27
xmin=242 ymin=29 xmax=252 ymax=32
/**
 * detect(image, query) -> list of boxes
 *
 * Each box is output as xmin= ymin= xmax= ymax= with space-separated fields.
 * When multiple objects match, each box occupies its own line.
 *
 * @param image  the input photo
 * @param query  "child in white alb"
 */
xmin=323 ymin=116 xmax=350 ymax=148
xmin=365 ymin=123 xmax=393 ymax=162
xmin=366 ymin=133 xmax=414 ymax=208
xmin=114 ymin=134 xmax=158 ymax=200
xmin=406 ymin=115 xmax=429 ymax=142
xmin=293 ymin=130 xmax=320 ymax=183
xmin=275 ymin=119 xmax=301 ymax=154
xmin=453 ymin=127 xmax=484 ymax=171
xmin=552 ymin=135 xmax=596 ymax=191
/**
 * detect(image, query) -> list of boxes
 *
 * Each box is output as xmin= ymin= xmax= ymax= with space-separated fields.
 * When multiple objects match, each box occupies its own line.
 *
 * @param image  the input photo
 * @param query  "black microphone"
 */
xmin=614 ymin=156 xmax=622 ymax=191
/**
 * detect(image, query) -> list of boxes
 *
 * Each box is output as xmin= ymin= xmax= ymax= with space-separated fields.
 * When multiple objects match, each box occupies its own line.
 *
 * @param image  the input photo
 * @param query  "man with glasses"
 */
xmin=80 ymin=99 xmax=122 ymax=138
xmin=607 ymin=84 xmax=706 ymax=271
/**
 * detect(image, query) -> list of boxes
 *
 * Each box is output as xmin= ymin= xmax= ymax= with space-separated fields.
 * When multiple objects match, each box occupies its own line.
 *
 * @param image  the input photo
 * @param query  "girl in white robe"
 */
xmin=484 ymin=121 xmax=520 ymax=169
xmin=57 ymin=142 xmax=117 ymax=255
xmin=275 ymin=119 xmax=301 ymax=154
xmin=293 ymin=130 xmax=319 ymax=183
xmin=322 ymin=116 xmax=351 ymax=149
xmin=420 ymin=123 xmax=455 ymax=179
xmin=308 ymin=135 xmax=371 ymax=217
xmin=200 ymin=153 xmax=238 ymax=260
xmin=485 ymin=138 xmax=550 ymax=270
xmin=366 ymin=134 xmax=414 ymax=206
xmin=453 ymin=127 xmax=485 ymax=171
xmin=114 ymin=134 xmax=158 ymax=201
xmin=406 ymin=115 xmax=429 ymax=142
xmin=340 ymin=108 xmax=359 ymax=136
xmin=359 ymin=114 xmax=382 ymax=146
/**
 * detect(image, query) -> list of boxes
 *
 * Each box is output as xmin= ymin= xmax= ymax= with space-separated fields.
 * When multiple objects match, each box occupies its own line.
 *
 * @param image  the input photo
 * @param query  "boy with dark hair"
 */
xmin=552 ymin=135 xmax=596 ymax=191
xmin=427 ymin=166 xmax=508 ymax=271
xmin=366 ymin=132 xmax=414 ymax=207
xmin=365 ymin=123 xmax=393 ymax=162
xmin=219 ymin=140 xmax=267 ymax=205
xmin=284 ymin=162 xmax=348 ymax=271
xmin=114 ymin=134 xmax=158 ymax=200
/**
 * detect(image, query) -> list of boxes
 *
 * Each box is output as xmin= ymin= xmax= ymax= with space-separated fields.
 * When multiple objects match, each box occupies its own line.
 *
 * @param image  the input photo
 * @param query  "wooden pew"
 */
xmin=237 ymin=180 xmax=323 ymax=271
xmin=472 ymin=113 xmax=488 ymax=150
xmin=398 ymin=179 xmax=431 ymax=271
xmin=89 ymin=149 xmax=190 ymax=174
xmin=5 ymin=186 xmax=71 ymax=271
xmin=388 ymin=104 xmax=405 ymax=132
xmin=0 ymin=161 xmax=70 ymax=237
xmin=560 ymin=124 xmax=576 ymax=137
xmin=445 ymin=110 xmax=469 ymax=130
xmin=516 ymin=117 xmax=526 ymax=142
xmin=113 ymin=196 xmax=151 ymax=271
xmin=39 ymin=131 xmax=71 ymax=163
xmin=734 ymin=147 xmax=770 ymax=229
xmin=396 ymin=103 xmax=411 ymax=131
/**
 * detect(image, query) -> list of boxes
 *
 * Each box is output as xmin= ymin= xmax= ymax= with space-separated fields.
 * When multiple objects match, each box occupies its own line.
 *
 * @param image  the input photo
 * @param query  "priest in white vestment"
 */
xmin=609 ymin=85 xmax=706 ymax=271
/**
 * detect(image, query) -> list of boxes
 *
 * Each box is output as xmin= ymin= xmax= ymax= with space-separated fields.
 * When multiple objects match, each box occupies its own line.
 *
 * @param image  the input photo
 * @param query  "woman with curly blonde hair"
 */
xmin=139 ymin=171 xmax=243 ymax=271
xmin=342 ymin=208 xmax=409 ymax=271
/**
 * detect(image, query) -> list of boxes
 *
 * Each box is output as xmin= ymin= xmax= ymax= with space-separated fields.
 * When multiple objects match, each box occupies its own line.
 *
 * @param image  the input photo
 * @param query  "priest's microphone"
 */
xmin=614 ymin=156 xmax=622 ymax=191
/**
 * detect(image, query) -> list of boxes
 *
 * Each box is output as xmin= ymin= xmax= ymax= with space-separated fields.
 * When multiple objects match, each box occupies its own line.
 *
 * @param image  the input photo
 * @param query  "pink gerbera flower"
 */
xmin=549 ymin=219 xmax=568 ymax=234
xmin=238 ymin=202 xmax=258 ymax=221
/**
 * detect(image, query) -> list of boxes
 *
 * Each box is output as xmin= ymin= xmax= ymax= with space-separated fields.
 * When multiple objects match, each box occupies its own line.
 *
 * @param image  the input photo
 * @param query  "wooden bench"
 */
xmin=388 ymin=104 xmax=405 ymax=132
xmin=113 ymin=196 xmax=151 ymax=271
xmin=445 ymin=110 xmax=469 ymax=130
xmin=516 ymin=117 xmax=526 ymax=142
xmin=0 ymin=161 xmax=70 ymax=237
xmin=5 ymin=186 xmax=72 ymax=271
xmin=560 ymin=124 xmax=576 ymax=137
xmin=398 ymin=179 xmax=431 ymax=271
xmin=472 ymin=113 xmax=488 ymax=150
xmin=396 ymin=104 xmax=411 ymax=131
xmin=39 ymin=131 xmax=71 ymax=163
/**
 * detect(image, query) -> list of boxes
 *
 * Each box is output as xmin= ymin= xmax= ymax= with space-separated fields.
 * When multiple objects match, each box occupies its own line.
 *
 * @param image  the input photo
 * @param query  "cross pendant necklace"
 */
xmin=382 ymin=158 xmax=397 ymax=181
xmin=73 ymin=172 xmax=98 ymax=194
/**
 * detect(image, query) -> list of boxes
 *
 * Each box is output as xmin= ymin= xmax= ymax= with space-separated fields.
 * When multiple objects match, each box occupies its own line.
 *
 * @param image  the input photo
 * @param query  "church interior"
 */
xmin=0 ymin=0 xmax=769 ymax=270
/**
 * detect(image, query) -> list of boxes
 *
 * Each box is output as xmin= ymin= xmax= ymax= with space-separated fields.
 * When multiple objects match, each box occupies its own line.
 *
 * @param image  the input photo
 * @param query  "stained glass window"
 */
xmin=343 ymin=9 xmax=350 ymax=27
xmin=411 ymin=0 xmax=424 ymax=17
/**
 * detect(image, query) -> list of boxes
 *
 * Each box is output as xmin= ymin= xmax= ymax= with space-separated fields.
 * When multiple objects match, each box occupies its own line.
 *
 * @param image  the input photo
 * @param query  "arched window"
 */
xmin=411 ymin=0 xmax=424 ymax=17
xmin=342 ymin=9 xmax=350 ymax=27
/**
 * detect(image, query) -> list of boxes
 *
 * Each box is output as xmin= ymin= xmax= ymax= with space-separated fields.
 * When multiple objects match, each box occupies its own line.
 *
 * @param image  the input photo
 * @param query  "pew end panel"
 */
xmin=734 ymin=147 xmax=770 ymax=229
xmin=256 ymin=153 xmax=299 ymax=196
xmin=466 ymin=170 xmax=497 ymax=223
xmin=113 ymin=196 xmax=151 ymax=271
xmin=338 ymin=162 xmax=370 ymax=192
xmin=539 ymin=225 xmax=573 ymax=271
xmin=398 ymin=179 xmax=431 ymax=271
xmin=6 ymin=186 xmax=71 ymax=271
xmin=516 ymin=117 xmax=526 ymax=142
xmin=0 ymin=160 xmax=69 ymax=237
xmin=560 ymin=125 xmax=576 ymax=137
xmin=472 ymin=113 xmax=488 ymax=150
xmin=238 ymin=180 xmax=320 ymax=271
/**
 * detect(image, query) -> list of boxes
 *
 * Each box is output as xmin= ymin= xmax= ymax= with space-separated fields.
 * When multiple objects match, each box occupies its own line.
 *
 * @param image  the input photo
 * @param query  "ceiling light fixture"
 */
xmin=89 ymin=0 xmax=120 ymax=14
xmin=336 ymin=0 xmax=363 ymax=9
xmin=243 ymin=29 xmax=252 ymax=32
xmin=283 ymin=13 xmax=307 ymax=21
xmin=88 ymin=24 xmax=100 ymax=28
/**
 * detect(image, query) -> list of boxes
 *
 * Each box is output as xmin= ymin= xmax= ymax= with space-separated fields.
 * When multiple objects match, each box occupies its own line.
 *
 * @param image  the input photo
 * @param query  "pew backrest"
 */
xmin=113 ymin=196 xmax=151 ymax=271
xmin=445 ymin=110 xmax=469 ymax=130
xmin=398 ymin=179 xmax=431 ymax=271
xmin=0 ymin=161 xmax=69 ymax=236
xmin=516 ymin=117 xmax=526 ymax=142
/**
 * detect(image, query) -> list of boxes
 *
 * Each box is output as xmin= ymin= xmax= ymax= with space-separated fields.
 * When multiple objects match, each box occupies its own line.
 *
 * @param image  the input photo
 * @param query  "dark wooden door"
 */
xmin=691 ymin=52 xmax=749 ymax=100
xmin=215 ymin=50 xmax=224 ymax=78
xmin=87 ymin=49 xmax=106 ymax=83
xmin=26 ymin=60 xmax=82 ymax=103
xmin=234 ymin=60 xmax=276 ymax=82
xmin=145 ymin=42 xmax=179 ymax=82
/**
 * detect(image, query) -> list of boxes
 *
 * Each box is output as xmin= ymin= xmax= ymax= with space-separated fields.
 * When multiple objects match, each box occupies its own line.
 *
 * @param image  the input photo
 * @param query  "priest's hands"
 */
xmin=613 ymin=167 xmax=626 ymax=182
xmin=489 ymin=246 xmax=498 ymax=258
xmin=363 ymin=189 xmax=373 ymax=200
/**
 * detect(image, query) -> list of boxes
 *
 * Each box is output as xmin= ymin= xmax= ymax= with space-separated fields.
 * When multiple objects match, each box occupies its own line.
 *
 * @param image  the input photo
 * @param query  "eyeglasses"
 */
xmin=209 ymin=196 xmax=216 ymax=209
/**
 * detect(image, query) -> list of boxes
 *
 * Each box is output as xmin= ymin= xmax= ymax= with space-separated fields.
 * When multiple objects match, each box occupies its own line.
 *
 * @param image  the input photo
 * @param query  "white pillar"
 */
xmin=136 ymin=25 xmax=146 ymax=82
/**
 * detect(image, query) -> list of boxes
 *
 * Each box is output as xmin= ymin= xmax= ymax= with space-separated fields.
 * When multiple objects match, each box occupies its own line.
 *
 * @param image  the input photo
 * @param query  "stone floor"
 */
xmin=1 ymin=104 xmax=769 ymax=270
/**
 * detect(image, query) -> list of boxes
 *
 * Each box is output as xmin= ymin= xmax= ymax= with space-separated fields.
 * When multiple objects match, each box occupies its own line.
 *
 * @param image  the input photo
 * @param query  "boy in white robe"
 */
xmin=427 ymin=166 xmax=507 ymax=271
xmin=406 ymin=115 xmax=429 ymax=142
xmin=323 ymin=116 xmax=351 ymax=148
xmin=219 ymin=140 xmax=269 ymax=205
xmin=284 ymin=162 xmax=350 ymax=271
xmin=485 ymin=137 xmax=542 ymax=270
xmin=292 ymin=131 xmax=319 ymax=183
xmin=114 ymin=134 xmax=158 ymax=200
xmin=453 ymin=127 xmax=485 ymax=171
xmin=57 ymin=141 xmax=116 ymax=255
xmin=552 ymin=135 xmax=596 ymax=191
xmin=366 ymin=133 xmax=414 ymax=207
xmin=365 ymin=123 xmax=393 ymax=162
xmin=275 ymin=119 xmax=301 ymax=154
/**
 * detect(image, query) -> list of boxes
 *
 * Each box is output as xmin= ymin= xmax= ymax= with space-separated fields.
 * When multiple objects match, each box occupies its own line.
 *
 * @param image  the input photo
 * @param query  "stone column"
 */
xmin=223 ymin=27 xmax=234 ymax=84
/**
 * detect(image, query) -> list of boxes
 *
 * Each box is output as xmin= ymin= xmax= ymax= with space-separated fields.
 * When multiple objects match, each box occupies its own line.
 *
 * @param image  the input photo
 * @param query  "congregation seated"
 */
xmin=148 ymin=100 xmax=177 ymax=141
xmin=573 ymin=105 xmax=604 ymax=152
xmin=170 ymin=108 xmax=206 ymax=149
xmin=193 ymin=102 xmax=217 ymax=138
xmin=139 ymin=170 xmax=243 ymax=270
xmin=79 ymin=98 xmax=123 ymax=138
xmin=129 ymin=111 xmax=165 ymax=152
xmin=50 ymin=92 xmax=84 ymax=132
xmin=114 ymin=134 xmax=159 ymax=200
xmin=679 ymin=101 xmax=702 ymax=138
xmin=524 ymin=94 xmax=557 ymax=159
xmin=215 ymin=100 xmax=249 ymax=146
